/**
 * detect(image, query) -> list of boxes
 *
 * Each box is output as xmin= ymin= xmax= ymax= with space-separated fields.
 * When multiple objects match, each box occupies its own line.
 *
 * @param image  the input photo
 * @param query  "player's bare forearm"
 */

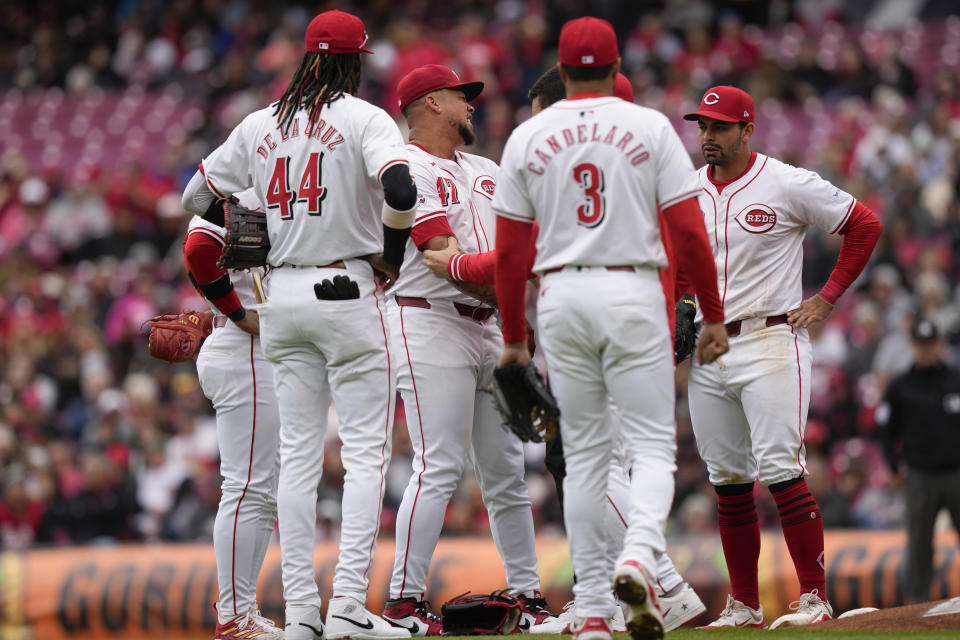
xmin=422 ymin=243 xmax=459 ymax=279
xmin=234 ymin=308 xmax=260 ymax=336
xmin=453 ymin=281 xmax=498 ymax=308
xmin=787 ymin=294 xmax=834 ymax=329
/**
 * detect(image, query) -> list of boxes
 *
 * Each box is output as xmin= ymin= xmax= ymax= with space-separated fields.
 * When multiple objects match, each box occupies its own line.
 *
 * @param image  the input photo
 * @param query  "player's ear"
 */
xmin=556 ymin=62 xmax=568 ymax=84
xmin=610 ymin=58 xmax=621 ymax=79
xmin=424 ymin=92 xmax=442 ymax=114
xmin=741 ymin=122 xmax=755 ymax=145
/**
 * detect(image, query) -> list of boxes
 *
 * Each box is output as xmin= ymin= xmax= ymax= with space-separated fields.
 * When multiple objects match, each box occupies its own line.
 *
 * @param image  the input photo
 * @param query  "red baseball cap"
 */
xmin=614 ymin=73 xmax=634 ymax=102
xmin=397 ymin=64 xmax=484 ymax=112
xmin=683 ymin=86 xmax=754 ymax=123
xmin=558 ymin=17 xmax=619 ymax=68
xmin=305 ymin=10 xmax=373 ymax=55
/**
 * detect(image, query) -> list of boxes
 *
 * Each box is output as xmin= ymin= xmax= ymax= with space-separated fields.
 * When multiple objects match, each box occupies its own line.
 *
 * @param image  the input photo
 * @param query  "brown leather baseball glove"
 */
xmin=145 ymin=310 xmax=213 ymax=363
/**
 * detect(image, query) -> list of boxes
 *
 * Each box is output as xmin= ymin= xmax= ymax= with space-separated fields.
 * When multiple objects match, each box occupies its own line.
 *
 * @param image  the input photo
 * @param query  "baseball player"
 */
xmin=422 ymin=67 xmax=706 ymax=633
xmin=681 ymin=86 xmax=882 ymax=629
xmin=379 ymin=64 xmax=554 ymax=637
xmin=181 ymin=10 xmax=418 ymax=640
xmin=493 ymin=17 xmax=727 ymax=640
xmin=185 ymin=190 xmax=282 ymax=640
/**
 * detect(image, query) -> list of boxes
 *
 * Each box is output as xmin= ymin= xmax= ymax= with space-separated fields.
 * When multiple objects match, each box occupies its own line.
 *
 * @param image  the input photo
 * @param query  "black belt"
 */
xmin=277 ymin=261 xmax=346 ymax=269
xmin=542 ymin=264 xmax=636 ymax=276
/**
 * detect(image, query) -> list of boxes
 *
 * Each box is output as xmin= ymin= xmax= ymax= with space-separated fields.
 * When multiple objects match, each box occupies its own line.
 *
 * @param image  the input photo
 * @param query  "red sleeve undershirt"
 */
xmin=183 ymin=231 xmax=242 ymax=316
xmin=448 ymin=222 xmax=539 ymax=285
xmin=662 ymin=197 xmax=724 ymax=323
xmin=411 ymin=215 xmax=455 ymax=249
xmin=818 ymin=201 xmax=883 ymax=304
xmin=495 ymin=218 xmax=535 ymax=342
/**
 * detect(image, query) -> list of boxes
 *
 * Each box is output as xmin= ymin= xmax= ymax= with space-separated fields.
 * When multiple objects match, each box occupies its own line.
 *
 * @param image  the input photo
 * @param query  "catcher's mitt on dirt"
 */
xmin=492 ymin=362 xmax=560 ymax=443
xmin=441 ymin=590 xmax=521 ymax=636
xmin=144 ymin=310 xmax=213 ymax=363
xmin=218 ymin=198 xmax=270 ymax=269
xmin=674 ymin=293 xmax=698 ymax=364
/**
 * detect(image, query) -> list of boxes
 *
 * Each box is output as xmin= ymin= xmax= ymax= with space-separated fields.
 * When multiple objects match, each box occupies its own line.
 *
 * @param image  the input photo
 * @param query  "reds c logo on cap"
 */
xmin=704 ymin=92 xmax=720 ymax=105
xmin=735 ymin=204 xmax=777 ymax=234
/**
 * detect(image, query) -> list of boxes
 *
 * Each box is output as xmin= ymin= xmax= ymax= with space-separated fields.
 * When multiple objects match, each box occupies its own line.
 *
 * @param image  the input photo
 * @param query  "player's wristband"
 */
xmin=227 ymin=306 xmax=246 ymax=322
xmin=447 ymin=253 xmax=463 ymax=281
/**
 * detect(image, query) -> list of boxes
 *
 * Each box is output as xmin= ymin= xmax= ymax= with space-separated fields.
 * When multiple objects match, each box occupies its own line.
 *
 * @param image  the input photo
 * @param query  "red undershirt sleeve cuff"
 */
xmin=411 ymin=216 xmax=454 ymax=250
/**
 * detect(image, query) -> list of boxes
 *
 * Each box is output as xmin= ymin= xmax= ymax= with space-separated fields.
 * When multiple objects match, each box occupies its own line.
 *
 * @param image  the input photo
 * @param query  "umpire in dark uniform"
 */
xmin=877 ymin=317 xmax=960 ymax=603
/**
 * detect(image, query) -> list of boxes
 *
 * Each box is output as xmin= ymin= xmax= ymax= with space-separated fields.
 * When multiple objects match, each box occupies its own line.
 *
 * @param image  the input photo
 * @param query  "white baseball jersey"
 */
xmin=493 ymin=96 xmax=699 ymax=272
xmin=390 ymin=144 xmax=498 ymax=303
xmin=186 ymin=189 xmax=269 ymax=310
xmin=694 ymin=153 xmax=855 ymax=322
xmin=199 ymin=96 xmax=409 ymax=266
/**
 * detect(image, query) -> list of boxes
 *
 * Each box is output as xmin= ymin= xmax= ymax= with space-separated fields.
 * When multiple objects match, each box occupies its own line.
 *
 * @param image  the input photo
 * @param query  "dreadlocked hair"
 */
xmin=273 ymin=51 xmax=363 ymax=134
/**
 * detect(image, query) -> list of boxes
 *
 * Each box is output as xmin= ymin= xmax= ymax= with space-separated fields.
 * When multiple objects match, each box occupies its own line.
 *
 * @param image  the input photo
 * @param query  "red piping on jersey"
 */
xmin=377 ymin=159 xmax=409 ymax=182
xmin=198 ymin=162 xmax=226 ymax=199
xmin=189 ymin=227 xmax=225 ymax=245
xmin=473 ymin=201 xmax=490 ymax=251
xmin=365 ymin=285 xmax=391 ymax=583
xmin=230 ymin=336 xmax=257 ymax=615
xmin=398 ymin=306 xmax=426 ymax=597
xmin=719 ymin=156 xmax=769 ymax=310
xmin=829 ymin=198 xmax=856 ymax=235
xmin=791 ymin=325 xmax=806 ymax=475
xmin=437 ymin=165 xmax=457 ymax=181
xmin=606 ymin=494 xmax=627 ymax=527
xmin=702 ymin=185 xmax=719 ymax=249
xmin=468 ymin=200 xmax=482 ymax=251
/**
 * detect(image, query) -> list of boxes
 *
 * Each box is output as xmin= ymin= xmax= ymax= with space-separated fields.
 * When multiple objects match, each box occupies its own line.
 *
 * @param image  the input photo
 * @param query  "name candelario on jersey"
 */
xmin=255 ymin=115 xmax=345 ymax=159
xmin=525 ymin=124 xmax=650 ymax=175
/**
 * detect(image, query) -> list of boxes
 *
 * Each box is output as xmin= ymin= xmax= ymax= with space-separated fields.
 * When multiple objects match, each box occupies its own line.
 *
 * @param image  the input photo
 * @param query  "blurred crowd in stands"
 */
xmin=1 ymin=0 xmax=959 ymax=549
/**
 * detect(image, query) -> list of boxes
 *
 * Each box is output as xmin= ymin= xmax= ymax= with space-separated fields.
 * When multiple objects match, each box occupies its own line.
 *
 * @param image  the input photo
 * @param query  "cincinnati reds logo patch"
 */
xmin=735 ymin=204 xmax=777 ymax=234
xmin=473 ymin=174 xmax=496 ymax=200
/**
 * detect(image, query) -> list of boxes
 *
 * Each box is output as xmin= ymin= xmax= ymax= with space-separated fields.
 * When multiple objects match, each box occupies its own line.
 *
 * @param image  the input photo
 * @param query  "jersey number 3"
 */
xmin=267 ymin=153 xmax=327 ymax=220
xmin=573 ymin=163 xmax=605 ymax=228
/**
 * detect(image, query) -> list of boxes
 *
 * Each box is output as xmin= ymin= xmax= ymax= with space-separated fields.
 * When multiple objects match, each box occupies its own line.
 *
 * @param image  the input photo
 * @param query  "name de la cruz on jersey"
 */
xmin=255 ymin=115 xmax=345 ymax=159
xmin=526 ymin=123 xmax=650 ymax=175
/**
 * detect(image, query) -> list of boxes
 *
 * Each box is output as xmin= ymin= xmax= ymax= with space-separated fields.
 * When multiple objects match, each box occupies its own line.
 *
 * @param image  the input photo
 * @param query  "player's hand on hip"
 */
xmin=422 ymin=237 xmax=460 ymax=280
xmin=499 ymin=341 xmax=531 ymax=367
xmin=362 ymin=254 xmax=400 ymax=290
xmin=696 ymin=322 xmax=729 ymax=365
xmin=234 ymin=309 xmax=260 ymax=336
xmin=787 ymin=294 xmax=834 ymax=328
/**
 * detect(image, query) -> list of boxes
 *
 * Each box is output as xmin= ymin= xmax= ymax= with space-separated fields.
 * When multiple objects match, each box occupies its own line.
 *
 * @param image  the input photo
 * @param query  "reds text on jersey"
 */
xmin=493 ymin=96 xmax=699 ymax=272
xmin=390 ymin=143 xmax=498 ymax=303
xmin=199 ymin=96 xmax=408 ymax=267
xmin=694 ymin=153 xmax=855 ymax=322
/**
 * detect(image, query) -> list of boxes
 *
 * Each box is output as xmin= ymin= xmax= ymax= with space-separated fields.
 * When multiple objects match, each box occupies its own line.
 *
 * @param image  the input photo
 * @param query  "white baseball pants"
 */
xmin=688 ymin=320 xmax=812 ymax=486
xmin=388 ymin=302 xmax=541 ymax=598
xmin=197 ymin=323 xmax=280 ymax=617
xmin=536 ymin=266 xmax=677 ymax=619
xmin=259 ymin=260 xmax=396 ymax=608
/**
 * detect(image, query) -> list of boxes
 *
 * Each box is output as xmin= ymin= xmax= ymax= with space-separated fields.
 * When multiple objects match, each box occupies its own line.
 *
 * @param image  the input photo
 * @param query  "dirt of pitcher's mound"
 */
xmin=811 ymin=599 xmax=960 ymax=631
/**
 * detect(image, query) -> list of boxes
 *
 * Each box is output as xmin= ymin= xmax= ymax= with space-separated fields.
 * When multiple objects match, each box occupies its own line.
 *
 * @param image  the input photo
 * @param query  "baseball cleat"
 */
xmin=697 ymin=594 xmax=765 ymax=628
xmin=657 ymin=582 xmax=706 ymax=631
xmin=569 ymin=616 xmax=611 ymax=640
xmin=325 ymin=596 xmax=411 ymax=640
xmin=516 ymin=591 xmax=557 ymax=632
xmin=285 ymin=604 xmax=326 ymax=640
xmin=768 ymin=590 xmax=833 ymax=629
xmin=214 ymin=607 xmax=284 ymax=639
xmin=528 ymin=600 xmax=626 ymax=634
xmin=382 ymin=597 xmax=443 ymax=637
xmin=612 ymin=561 xmax=664 ymax=640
